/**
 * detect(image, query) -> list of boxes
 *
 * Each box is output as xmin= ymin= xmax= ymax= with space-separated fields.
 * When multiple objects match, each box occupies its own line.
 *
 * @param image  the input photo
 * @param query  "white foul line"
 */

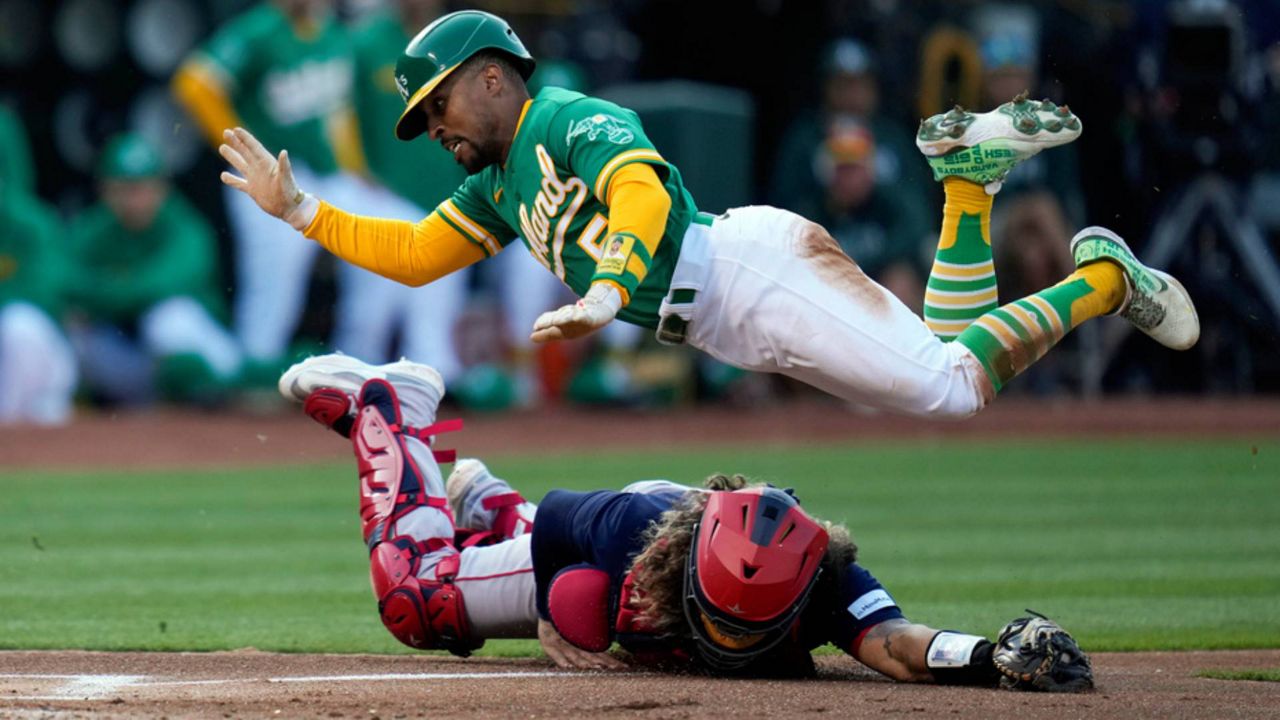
xmin=1 ymin=670 xmax=572 ymax=701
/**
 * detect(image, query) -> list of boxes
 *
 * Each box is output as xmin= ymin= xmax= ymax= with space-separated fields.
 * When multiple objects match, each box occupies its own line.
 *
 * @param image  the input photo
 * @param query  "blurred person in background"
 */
xmin=0 ymin=108 xmax=77 ymax=425
xmin=172 ymin=0 xmax=374 ymax=387
xmin=772 ymin=38 xmax=929 ymax=231
xmin=0 ymin=106 xmax=37 ymax=205
xmin=63 ymin=134 xmax=242 ymax=407
xmin=1124 ymin=0 xmax=1277 ymax=390
xmin=795 ymin=118 xmax=929 ymax=314
xmin=345 ymin=0 xmax=470 ymax=386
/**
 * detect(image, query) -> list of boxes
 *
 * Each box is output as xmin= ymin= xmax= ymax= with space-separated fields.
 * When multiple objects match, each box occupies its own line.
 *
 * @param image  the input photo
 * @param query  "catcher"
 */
xmin=280 ymin=352 xmax=1093 ymax=691
xmin=222 ymin=10 xmax=1198 ymax=422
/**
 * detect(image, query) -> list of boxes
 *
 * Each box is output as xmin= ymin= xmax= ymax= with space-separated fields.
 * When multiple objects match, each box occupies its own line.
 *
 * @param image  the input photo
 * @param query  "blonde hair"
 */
xmin=626 ymin=475 xmax=858 ymax=639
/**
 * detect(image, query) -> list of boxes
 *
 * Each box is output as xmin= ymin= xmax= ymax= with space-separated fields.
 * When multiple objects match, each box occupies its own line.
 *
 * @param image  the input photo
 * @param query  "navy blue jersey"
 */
xmin=530 ymin=488 xmax=904 ymax=668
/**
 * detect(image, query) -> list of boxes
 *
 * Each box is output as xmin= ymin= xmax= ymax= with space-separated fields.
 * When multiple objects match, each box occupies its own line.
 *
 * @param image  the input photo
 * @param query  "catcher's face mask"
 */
xmin=683 ymin=487 xmax=829 ymax=669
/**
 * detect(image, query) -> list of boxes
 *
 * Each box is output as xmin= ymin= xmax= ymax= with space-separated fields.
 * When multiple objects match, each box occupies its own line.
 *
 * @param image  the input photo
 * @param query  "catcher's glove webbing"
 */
xmin=992 ymin=610 xmax=1094 ymax=693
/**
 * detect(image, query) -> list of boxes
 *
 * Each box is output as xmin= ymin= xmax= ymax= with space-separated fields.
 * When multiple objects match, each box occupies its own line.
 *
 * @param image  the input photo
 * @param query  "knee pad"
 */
xmin=370 ymin=539 xmax=480 ymax=656
xmin=352 ymin=379 xmax=448 ymax=546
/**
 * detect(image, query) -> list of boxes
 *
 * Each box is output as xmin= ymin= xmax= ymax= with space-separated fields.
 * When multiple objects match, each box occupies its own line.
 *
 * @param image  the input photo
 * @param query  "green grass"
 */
xmin=2 ymin=438 xmax=1278 ymax=656
xmin=1196 ymin=669 xmax=1280 ymax=682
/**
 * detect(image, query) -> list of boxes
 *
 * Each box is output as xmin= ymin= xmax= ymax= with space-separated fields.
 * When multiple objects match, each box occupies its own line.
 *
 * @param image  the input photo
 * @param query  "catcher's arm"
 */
xmin=218 ymin=126 xmax=484 ymax=286
xmin=854 ymin=614 xmax=1094 ymax=692
xmin=853 ymin=619 xmax=940 ymax=682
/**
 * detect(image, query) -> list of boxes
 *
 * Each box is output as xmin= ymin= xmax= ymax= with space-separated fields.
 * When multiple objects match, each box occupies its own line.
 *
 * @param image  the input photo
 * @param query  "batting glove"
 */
xmin=219 ymin=127 xmax=319 ymax=231
xmin=530 ymin=283 xmax=622 ymax=343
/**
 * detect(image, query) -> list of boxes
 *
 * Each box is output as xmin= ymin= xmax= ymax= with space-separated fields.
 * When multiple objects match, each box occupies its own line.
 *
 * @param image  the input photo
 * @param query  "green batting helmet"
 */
xmin=393 ymin=10 xmax=535 ymax=142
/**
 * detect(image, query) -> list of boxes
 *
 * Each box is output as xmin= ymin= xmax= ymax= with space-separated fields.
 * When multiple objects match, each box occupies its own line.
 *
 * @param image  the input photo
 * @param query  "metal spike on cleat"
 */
xmin=1055 ymin=105 xmax=1071 ymax=117
xmin=1040 ymin=99 xmax=1057 ymax=112
xmin=1064 ymin=116 xmax=1080 ymax=131
xmin=1044 ymin=118 xmax=1063 ymax=132
xmin=1018 ymin=117 xmax=1038 ymax=132
xmin=1013 ymin=90 xmax=1030 ymax=104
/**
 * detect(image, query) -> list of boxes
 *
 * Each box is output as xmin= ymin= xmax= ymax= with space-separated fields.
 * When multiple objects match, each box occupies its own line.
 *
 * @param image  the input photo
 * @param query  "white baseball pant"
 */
xmin=0 ymin=302 xmax=77 ymax=425
xmin=658 ymin=206 xmax=991 ymax=419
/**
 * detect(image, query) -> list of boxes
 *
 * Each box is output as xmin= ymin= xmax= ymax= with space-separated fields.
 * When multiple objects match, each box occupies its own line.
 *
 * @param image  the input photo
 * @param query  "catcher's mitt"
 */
xmin=992 ymin=610 xmax=1094 ymax=692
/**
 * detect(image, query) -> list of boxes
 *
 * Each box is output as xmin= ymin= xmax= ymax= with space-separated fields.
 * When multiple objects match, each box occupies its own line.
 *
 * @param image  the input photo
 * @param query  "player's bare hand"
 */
xmin=531 ymin=283 xmax=622 ymax=343
xmin=218 ymin=127 xmax=316 ymax=229
xmin=537 ymin=619 xmax=626 ymax=671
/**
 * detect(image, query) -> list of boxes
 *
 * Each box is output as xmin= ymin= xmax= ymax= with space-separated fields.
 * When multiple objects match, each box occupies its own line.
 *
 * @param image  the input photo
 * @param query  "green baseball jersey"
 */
xmin=194 ymin=3 xmax=354 ymax=175
xmin=0 ymin=193 xmax=65 ymax=317
xmin=65 ymin=193 xmax=223 ymax=324
xmin=439 ymin=87 xmax=698 ymax=328
xmin=352 ymin=12 xmax=464 ymax=211
xmin=0 ymin=106 xmax=34 ymax=201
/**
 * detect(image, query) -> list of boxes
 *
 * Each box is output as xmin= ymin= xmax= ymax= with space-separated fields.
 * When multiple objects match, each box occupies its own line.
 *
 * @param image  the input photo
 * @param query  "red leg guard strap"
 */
xmin=405 ymin=418 xmax=464 ymax=464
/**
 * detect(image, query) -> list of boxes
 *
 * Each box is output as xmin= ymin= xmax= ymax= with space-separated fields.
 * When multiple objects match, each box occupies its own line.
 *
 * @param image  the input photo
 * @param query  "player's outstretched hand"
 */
xmin=531 ymin=283 xmax=622 ymax=343
xmin=218 ymin=127 xmax=317 ymax=230
xmin=537 ymin=619 xmax=627 ymax=671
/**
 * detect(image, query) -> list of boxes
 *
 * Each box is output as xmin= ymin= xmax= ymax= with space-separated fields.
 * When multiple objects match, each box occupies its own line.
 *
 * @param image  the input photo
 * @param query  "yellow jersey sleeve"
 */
xmin=303 ymin=201 xmax=486 ymax=286
xmin=591 ymin=162 xmax=671 ymax=305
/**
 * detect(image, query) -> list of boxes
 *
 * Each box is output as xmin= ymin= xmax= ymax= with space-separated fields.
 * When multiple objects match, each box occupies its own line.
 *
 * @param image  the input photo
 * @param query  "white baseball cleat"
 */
xmin=278 ymin=353 xmax=445 ymax=426
xmin=917 ymin=92 xmax=1082 ymax=193
xmin=1070 ymin=226 xmax=1200 ymax=351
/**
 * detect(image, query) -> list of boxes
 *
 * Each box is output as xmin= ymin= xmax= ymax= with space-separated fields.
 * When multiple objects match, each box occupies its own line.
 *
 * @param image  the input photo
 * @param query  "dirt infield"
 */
xmin=2 ymin=397 xmax=1278 ymax=470
xmin=2 ymin=649 xmax=1278 ymax=719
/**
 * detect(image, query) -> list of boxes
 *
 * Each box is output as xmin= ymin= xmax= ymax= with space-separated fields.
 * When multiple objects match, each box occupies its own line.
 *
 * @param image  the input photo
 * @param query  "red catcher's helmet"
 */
xmin=683 ymin=487 xmax=829 ymax=668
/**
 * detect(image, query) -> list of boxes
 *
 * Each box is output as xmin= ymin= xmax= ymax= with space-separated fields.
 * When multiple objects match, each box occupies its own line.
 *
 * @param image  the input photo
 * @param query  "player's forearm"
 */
xmin=592 ymin=163 xmax=671 ymax=304
xmin=856 ymin=619 xmax=1000 ymax=686
xmin=171 ymin=62 xmax=243 ymax=149
xmin=856 ymin=619 xmax=937 ymax=682
xmin=303 ymin=201 xmax=485 ymax=286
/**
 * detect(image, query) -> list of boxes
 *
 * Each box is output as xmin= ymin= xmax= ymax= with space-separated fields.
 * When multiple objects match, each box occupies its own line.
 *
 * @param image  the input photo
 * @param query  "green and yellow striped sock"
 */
xmin=957 ymin=261 xmax=1126 ymax=391
xmin=924 ymin=178 xmax=998 ymax=340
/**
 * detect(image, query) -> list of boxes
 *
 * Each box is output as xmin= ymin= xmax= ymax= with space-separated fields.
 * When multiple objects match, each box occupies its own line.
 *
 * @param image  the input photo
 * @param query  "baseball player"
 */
xmin=172 ymin=0 xmax=392 ymax=379
xmin=0 ymin=159 xmax=77 ymax=425
xmin=63 ymin=134 xmax=243 ymax=406
xmin=276 ymin=351 xmax=1093 ymax=690
xmin=222 ymin=10 xmax=1199 ymax=419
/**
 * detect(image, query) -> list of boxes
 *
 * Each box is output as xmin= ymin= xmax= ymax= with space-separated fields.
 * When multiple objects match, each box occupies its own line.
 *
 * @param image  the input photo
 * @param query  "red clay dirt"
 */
xmin=1 ymin=397 xmax=1277 ymax=471
xmin=1 ymin=649 xmax=1278 ymax=719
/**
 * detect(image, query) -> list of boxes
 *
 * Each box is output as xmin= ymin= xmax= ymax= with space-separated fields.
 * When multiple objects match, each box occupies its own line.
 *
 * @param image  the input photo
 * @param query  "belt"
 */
xmin=656 ymin=211 xmax=718 ymax=345
xmin=691 ymin=211 xmax=717 ymax=227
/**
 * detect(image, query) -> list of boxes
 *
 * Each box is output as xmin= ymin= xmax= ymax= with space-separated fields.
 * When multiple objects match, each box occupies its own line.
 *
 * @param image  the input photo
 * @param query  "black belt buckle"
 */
xmin=657 ymin=314 xmax=689 ymax=345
